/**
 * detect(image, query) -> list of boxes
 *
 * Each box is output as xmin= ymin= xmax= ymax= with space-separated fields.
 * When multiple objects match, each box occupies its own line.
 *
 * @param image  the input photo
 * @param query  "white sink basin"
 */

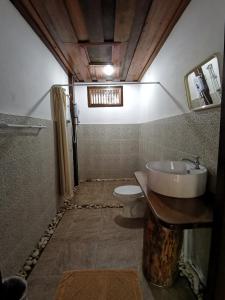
xmin=146 ymin=160 xmax=207 ymax=198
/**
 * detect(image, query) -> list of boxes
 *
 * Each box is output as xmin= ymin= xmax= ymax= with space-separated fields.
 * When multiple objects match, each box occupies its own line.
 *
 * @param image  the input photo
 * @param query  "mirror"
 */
xmin=185 ymin=54 xmax=221 ymax=111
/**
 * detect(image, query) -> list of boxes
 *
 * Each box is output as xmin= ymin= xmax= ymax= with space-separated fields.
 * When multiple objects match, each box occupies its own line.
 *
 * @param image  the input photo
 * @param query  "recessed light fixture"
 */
xmin=103 ymin=64 xmax=114 ymax=76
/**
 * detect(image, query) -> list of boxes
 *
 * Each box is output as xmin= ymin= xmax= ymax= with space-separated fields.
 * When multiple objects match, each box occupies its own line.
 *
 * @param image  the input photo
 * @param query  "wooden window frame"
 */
xmin=87 ymin=86 xmax=123 ymax=107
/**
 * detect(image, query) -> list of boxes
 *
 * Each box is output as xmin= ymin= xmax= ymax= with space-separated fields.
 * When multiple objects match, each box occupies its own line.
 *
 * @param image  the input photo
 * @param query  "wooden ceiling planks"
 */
xmin=30 ymin=0 xmax=91 ymax=81
xmin=19 ymin=0 xmax=74 ymax=75
xmin=63 ymin=44 xmax=91 ymax=81
xmin=114 ymin=0 xmax=136 ymax=43
xmin=113 ymin=0 xmax=137 ymax=80
xmin=120 ymin=0 xmax=153 ymax=81
xmin=138 ymin=0 xmax=191 ymax=80
xmin=31 ymin=0 xmax=77 ymax=43
xmin=80 ymin=0 xmax=104 ymax=43
xmin=64 ymin=0 xmax=89 ymax=42
xmin=112 ymin=43 xmax=127 ymax=80
xmin=126 ymin=0 xmax=191 ymax=81
xmin=102 ymin=0 xmax=116 ymax=41
xmin=11 ymin=0 xmax=191 ymax=82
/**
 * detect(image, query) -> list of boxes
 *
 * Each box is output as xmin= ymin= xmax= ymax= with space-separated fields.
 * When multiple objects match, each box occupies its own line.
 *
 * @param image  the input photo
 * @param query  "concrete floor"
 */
xmin=28 ymin=180 xmax=195 ymax=300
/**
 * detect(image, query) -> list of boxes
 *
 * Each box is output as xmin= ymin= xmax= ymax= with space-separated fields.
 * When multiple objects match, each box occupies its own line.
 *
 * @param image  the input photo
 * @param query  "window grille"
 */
xmin=87 ymin=86 xmax=123 ymax=107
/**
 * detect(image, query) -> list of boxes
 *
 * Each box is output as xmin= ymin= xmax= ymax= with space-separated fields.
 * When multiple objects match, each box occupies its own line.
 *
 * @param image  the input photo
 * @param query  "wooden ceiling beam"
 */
xmin=138 ymin=0 xmax=191 ymax=80
xmin=80 ymin=0 xmax=104 ymax=43
xmin=113 ymin=0 xmax=137 ymax=80
xmin=78 ymin=41 xmax=121 ymax=47
xmin=32 ymin=0 xmax=78 ymax=43
xmin=126 ymin=0 xmax=191 ymax=81
xmin=120 ymin=0 xmax=153 ymax=81
xmin=64 ymin=44 xmax=91 ymax=81
xmin=64 ymin=0 xmax=89 ymax=42
xmin=10 ymin=0 xmax=74 ymax=76
xmin=102 ymin=0 xmax=116 ymax=41
xmin=112 ymin=43 xmax=127 ymax=80
xmin=114 ymin=0 xmax=136 ymax=43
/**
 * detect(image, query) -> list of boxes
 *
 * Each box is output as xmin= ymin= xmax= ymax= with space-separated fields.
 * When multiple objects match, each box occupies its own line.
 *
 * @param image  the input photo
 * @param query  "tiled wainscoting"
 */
xmin=78 ymin=108 xmax=220 ymax=189
xmin=0 ymin=113 xmax=61 ymax=276
xmin=139 ymin=107 xmax=220 ymax=192
xmin=77 ymin=124 xmax=139 ymax=181
xmin=138 ymin=107 xmax=220 ymax=284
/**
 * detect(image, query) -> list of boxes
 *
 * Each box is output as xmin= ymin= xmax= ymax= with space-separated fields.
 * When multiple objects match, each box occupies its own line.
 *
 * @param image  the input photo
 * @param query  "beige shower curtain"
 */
xmin=52 ymin=87 xmax=73 ymax=200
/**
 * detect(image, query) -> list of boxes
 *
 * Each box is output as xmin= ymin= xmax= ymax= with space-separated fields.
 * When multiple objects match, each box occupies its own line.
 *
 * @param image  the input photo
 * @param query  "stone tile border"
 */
xmin=17 ymin=199 xmax=123 ymax=279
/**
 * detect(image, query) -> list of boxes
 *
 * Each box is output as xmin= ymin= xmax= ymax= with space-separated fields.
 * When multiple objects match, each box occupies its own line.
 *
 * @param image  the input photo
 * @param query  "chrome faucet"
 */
xmin=181 ymin=156 xmax=200 ymax=169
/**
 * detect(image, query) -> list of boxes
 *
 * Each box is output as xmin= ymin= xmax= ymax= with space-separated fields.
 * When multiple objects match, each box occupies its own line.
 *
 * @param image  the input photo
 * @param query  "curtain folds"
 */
xmin=52 ymin=87 xmax=73 ymax=200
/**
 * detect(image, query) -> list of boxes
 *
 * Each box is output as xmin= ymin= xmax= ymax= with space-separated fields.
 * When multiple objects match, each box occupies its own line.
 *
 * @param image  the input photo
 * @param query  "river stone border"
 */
xmin=80 ymin=177 xmax=135 ymax=182
xmin=17 ymin=199 xmax=124 ymax=279
xmin=179 ymin=257 xmax=205 ymax=300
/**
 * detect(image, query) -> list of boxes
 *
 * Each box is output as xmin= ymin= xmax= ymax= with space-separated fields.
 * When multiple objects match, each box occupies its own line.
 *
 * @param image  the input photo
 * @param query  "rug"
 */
xmin=54 ymin=269 xmax=143 ymax=300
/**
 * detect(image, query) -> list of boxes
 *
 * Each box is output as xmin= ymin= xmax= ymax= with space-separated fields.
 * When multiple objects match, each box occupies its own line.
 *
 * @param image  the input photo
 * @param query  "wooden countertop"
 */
xmin=135 ymin=171 xmax=213 ymax=229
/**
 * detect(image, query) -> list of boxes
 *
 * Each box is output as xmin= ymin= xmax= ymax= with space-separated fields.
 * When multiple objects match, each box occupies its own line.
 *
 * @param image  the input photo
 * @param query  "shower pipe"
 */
xmin=52 ymin=81 xmax=185 ymax=113
xmin=52 ymin=81 xmax=160 ymax=87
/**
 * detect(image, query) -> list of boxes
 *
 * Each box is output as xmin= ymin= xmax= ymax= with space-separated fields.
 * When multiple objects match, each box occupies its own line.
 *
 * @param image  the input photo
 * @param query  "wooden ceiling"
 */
xmin=11 ymin=0 xmax=191 ymax=82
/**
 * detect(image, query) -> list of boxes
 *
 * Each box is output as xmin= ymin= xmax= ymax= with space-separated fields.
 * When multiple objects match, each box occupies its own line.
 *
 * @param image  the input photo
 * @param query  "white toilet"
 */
xmin=113 ymin=185 xmax=146 ymax=218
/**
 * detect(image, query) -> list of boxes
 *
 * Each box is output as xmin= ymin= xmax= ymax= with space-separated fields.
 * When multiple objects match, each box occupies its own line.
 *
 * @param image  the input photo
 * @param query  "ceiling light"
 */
xmin=103 ymin=65 xmax=114 ymax=76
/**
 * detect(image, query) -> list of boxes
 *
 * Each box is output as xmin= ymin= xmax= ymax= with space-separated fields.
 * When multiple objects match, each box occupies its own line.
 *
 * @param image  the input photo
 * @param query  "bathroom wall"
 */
xmin=0 ymin=1 xmax=69 ymax=276
xmin=0 ymin=0 xmax=68 ymax=120
xmin=138 ymin=0 xmax=224 ymax=284
xmin=78 ymin=124 xmax=139 ymax=180
xmin=75 ymin=85 xmax=141 ymax=124
xmin=76 ymin=85 xmax=141 ymax=180
xmin=140 ymin=0 xmax=225 ymax=122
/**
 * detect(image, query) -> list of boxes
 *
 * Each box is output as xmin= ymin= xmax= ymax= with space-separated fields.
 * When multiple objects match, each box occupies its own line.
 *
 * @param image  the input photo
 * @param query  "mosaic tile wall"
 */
xmin=77 ymin=124 xmax=139 ymax=180
xmin=0 ymin=113 xmax=61 ymax=276
xmin=139 ymin=107 xmax=220 ymax=192
xmin=138 ymin=107 xmax=220 ymax=283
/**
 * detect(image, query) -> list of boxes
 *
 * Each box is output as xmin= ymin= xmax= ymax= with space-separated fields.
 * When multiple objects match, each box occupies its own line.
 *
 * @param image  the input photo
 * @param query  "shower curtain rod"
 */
xmin=53 ymin=81 xmax=160 ymax=87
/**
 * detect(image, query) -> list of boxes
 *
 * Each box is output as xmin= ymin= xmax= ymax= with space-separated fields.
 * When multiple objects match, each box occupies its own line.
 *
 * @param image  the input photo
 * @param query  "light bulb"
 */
xmin=103 ymin=65 xmax=114 ymax=76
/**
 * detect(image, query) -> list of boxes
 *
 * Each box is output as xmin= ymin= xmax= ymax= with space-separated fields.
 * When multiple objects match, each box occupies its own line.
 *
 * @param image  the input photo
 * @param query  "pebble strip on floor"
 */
xmin=17 ymin=199 xmax=124 ymax=279
xmin=179 ymin=258 xmax=204 ymax=300
xmin=81 ymin=177 xmax=134 ymax=183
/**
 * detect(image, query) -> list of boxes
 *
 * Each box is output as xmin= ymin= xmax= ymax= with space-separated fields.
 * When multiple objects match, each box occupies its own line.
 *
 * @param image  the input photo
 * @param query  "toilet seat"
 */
xmin=113 ymin=185 xmax=144 ymax=198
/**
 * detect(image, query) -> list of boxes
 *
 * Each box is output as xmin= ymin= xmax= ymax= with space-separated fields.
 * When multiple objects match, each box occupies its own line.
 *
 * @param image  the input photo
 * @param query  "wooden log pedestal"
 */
xmin=134 ymin=171 xmax=213 ymax=288
xmin=143 ymin=209 xmax=183 ymax=287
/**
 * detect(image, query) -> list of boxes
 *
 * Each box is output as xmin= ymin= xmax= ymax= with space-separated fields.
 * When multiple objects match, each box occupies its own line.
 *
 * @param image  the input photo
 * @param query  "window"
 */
xmin=87 ymin=86 xmax=123 ymax=107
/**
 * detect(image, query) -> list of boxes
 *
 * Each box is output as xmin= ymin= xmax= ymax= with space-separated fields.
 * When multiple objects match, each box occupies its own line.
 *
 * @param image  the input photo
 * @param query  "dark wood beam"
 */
xmin=64 ymin=44 xmax=91 ymax=81
xmin=29 ymin=0 xmax=91 ymax=81
xmin=102 ymin=0 xmax=116 ymax=41
xmin=114 ymin=0 xmax=136 ymax=42
xmin=113 ymin=0 xmax=137 ymax=80
xmin=10 ymin=0 xmax=73 ymax=76
xmin=138 ymin=0 xmax=191 ymax=80
xmin=120 ymin=0 xmax=153 ymax=81
xmin=80 ymin=0 xmax=104 ymax=43
xmin=126 ymin=0 xmax=191 ymax=81
xmin=78 ymin=41 xmax=121 ymax=47
xmin=31 ymin=0 xmax=77 ymax=43
xmin=64 ymin=0 xmax=89 ymax=41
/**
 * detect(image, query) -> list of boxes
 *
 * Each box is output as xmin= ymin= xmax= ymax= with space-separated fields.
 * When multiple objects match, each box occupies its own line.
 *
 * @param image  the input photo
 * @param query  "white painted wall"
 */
xmin=0 ymin=0 xmax=68 ymax=120
xmin=140 ymin=0 xmax=225 ymax=122
xmin=75 ymin=85 xmax=141 ymax=124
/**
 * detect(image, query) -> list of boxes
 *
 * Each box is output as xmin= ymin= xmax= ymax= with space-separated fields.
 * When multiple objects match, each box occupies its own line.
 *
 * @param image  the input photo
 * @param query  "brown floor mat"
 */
xmin=54 ymin=269 xmax=143 ymax=300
